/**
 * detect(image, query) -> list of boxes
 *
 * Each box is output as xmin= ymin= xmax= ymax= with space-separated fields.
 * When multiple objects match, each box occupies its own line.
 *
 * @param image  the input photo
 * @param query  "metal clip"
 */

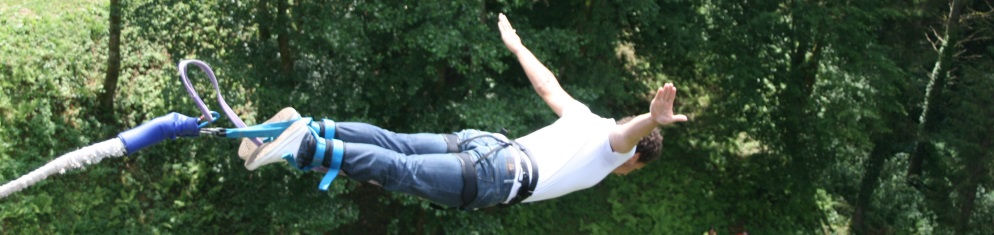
xmin=197 ymin=111 xmax=222 ymax=128
xmin=199 ymin=127 xmax=226 ymax=137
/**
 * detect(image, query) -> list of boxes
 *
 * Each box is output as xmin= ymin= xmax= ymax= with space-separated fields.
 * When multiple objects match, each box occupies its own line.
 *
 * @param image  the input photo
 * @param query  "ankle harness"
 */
xmin=279 ymin=119 xmax=345 ymax=192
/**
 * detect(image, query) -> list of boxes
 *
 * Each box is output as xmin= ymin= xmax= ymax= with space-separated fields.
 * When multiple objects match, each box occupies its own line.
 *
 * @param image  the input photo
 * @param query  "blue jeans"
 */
xmin=335 ymin=122 xmax=517 ymax=209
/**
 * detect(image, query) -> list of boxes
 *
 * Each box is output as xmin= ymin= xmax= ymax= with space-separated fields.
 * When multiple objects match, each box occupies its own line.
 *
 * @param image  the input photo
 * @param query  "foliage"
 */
xmin=1 ymin=0 xmax=993 ymax=234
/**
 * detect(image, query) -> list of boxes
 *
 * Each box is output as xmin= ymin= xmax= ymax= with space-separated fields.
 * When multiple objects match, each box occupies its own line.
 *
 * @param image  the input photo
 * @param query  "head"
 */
xmin=612 ymin=116 xmax=663 ymax=175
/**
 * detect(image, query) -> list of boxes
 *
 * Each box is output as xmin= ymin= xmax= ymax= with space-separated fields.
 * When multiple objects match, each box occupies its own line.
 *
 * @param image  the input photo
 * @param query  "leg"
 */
xmin=341 ymin=142 xmax=465 ymax=207
xmin=335 ymin=122 xmax=457 ymax=155
xmin=237 ymin=108 xmax=454 ymax=159
xmin=246 ymin=122 xmax=516 ymax=208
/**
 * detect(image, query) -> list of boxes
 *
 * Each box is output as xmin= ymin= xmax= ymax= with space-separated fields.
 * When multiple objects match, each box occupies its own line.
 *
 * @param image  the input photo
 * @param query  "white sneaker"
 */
xmin=238 ymin=107 xmax=301 ymax=160
xmin=244 ymin=119 xmax=314 ymax=170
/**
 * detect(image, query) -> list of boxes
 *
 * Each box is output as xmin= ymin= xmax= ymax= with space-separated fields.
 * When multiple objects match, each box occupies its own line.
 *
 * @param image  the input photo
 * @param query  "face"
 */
xmin=612 ymin=153 xmax=647 ymax=176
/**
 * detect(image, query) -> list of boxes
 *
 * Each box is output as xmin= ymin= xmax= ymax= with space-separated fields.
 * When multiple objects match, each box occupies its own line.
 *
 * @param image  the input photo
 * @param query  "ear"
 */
xmin=626 ymin=153 xmax=641 ymax=165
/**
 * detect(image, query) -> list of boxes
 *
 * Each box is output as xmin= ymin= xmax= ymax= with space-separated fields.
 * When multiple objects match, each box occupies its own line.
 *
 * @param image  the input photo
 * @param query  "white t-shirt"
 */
xmin=515 ymin=100 xmax=636 ymax=203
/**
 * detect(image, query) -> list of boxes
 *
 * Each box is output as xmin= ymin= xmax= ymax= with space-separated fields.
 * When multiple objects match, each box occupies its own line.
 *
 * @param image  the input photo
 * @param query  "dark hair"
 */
xmin=617 ymin=116 xmax=663 ymax=163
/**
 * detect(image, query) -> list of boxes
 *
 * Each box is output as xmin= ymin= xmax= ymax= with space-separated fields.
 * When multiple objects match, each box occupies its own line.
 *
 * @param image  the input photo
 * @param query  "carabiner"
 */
xmin=197 ymin=111 xmax=222 ymax=128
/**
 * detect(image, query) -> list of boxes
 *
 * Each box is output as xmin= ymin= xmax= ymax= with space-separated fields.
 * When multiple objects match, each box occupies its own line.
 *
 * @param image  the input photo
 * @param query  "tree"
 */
xmin=98 ymin=0 xmax=122 ymax=121
xmin=4 ymin=0 xmax=994 ymax=233
xmin=908 ymin=0 xmax=969 ymax=186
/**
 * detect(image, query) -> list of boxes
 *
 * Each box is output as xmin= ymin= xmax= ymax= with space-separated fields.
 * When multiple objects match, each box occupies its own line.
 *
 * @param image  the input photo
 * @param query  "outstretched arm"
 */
xmin=609 ymin=83 xmax=688 ymax=153
xmin=499 ymin=13 xmax=574 ymax=117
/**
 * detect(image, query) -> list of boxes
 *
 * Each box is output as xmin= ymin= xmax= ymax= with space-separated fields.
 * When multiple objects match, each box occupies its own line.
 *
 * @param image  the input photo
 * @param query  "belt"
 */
xmin=506 ymin=140 xmax=538 ymax=205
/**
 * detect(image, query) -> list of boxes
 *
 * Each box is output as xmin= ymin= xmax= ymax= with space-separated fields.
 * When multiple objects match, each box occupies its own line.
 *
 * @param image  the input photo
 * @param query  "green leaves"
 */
xmin=2 ymin=0 xmax=993 ymax=233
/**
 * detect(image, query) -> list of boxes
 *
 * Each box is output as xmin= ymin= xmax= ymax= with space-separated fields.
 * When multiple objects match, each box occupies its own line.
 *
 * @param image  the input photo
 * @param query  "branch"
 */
xmin=932 ymin=27 xmax=946 ymax=44
xmin=961 ymin=54 xmax=984 ymax=60
xmin=962 ymin=10 xmax=994 ymax=22
xmin=964 ymin=1 xmax=994 ymax=21
xmin=954 ymin=48 xmax=969 ymax=58
xmin=925 ymin=31 xmax=940 ymax=52
xmin=964 ymin=35 xmax=992 ymax=44
xmin=956 ymin=31 xmax=981 ymax=47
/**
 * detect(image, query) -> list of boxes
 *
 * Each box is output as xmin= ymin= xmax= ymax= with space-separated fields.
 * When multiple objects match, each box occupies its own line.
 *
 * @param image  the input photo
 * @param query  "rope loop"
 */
xmin=178 ymin=60 xmax=262 ymax=145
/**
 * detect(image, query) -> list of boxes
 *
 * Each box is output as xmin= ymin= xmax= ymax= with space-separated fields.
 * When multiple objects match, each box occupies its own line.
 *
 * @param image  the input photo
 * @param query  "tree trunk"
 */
xmin=955 ymin=127 xmax=992 ymax=234
xmin=99 ymin=0 xmax=122 ymax=122
xmin=954 ymin=166 xmax=981 ymax=234
xmin=851 ymin=138 xmax=890 ymax=234
xmin=780 ymin=26 xmax=821 ymax=180
xmin=258 ymin=0 xmax=271 ymax=41
xmin=907 ymin=0 xmax=970 ymax=184
xmin=277 ymin=0 xmax=294 ymax=76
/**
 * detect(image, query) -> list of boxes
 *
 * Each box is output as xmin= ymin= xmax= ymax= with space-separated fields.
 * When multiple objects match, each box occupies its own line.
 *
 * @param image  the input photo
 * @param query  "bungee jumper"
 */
xmin=233 ymin=14 xmax=688 ymax=209
xmin=1 ymin=14 xmax=687 ymax=209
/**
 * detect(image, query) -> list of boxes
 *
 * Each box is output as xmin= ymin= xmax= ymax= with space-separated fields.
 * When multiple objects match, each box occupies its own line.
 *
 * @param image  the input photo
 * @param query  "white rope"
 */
xmin=0 ymin=138 xmax=126 ymax=199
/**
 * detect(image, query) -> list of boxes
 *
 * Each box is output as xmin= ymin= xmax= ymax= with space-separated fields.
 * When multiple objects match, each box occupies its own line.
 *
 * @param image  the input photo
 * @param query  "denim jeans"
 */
xmin=335 ymin=122 xmax=517 ymax=209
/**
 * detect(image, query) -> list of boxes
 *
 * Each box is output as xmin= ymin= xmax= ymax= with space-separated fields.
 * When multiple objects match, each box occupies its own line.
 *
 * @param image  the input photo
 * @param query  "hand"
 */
xmin=498 ymin=13 xmax=525 ymax=54
xmin=650 ymin=83 xmax=689 ymax=126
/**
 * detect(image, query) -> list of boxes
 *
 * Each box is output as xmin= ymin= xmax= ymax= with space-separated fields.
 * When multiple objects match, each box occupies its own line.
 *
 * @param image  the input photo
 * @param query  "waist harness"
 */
xmin=446 ymin=133 xmax=539 ymax=209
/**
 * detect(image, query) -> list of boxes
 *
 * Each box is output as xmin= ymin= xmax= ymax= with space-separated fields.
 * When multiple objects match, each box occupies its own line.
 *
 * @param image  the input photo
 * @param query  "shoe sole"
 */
xmin=238 ymin=107 xmax=301 ymax=160
xmin=244 ymin=119 xmax=312 ymax=170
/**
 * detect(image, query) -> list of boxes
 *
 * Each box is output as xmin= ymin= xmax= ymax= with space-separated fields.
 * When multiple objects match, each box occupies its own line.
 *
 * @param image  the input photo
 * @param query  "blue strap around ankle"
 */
xmin=289 ymin=134 xmax=344 ymax=191
xmin=309 ymin=119 xmax=336 ymax=138
xmin=312 ymin=136 xmax=328 ymax=169
xmin=321 ymin=119 xmax=336 ymax=139
xmin=319 ymin=139 xmax=345 ymax=191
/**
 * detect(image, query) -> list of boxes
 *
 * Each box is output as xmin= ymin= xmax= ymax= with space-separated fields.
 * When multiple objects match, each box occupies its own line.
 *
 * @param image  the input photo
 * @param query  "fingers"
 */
xmin=498 ymin=14 xmax=507 ymax=31
xmin=666 ymin=83 xmax=676 ymax=103
xmin=498 ymin=13 xmax=515 ymax=33
xmin=657 ymin=83 xmax=676 ymax=103
xmin=653 ymin=82 xmax=689 ymax=124
xmin=498 ymin=14 xmax=507 ymax=32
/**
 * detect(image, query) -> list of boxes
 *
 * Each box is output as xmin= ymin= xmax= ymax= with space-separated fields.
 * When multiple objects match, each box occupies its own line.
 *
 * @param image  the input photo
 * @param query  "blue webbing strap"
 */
xmin=321 ymin=119 xmax=336 ymax=139
xmin=319 ymin=139 xmax=345 ymax=191
xmin=223 ymin=119 xmax=303 ymax=138
xmin=309 ymin=119 xmax=336 ymax=139
xmin=312 ymin=136 xmax=327 ymax=171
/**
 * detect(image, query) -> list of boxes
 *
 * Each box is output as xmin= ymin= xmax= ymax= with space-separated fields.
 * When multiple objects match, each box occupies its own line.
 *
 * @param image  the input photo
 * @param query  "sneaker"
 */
xmin=238 ymin=107 xmax=301 ymax=160
xmin=244 ymin=119 xmax=315 ymax=170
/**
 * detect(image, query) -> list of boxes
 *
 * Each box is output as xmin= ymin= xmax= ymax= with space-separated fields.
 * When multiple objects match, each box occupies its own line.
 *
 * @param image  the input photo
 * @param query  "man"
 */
xmin=240 ymin=14 xmax=688 ymax=209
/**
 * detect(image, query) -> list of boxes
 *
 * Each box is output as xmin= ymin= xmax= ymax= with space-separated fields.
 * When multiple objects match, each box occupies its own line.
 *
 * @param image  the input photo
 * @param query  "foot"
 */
xmin=238 ymin=107 xmax=301 ymax=160
xmin=244 ymin=119 xmax=315 ymax=170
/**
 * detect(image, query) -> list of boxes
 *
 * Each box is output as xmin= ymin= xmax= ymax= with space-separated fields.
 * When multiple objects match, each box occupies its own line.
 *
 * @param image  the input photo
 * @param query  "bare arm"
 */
xmin=609 ymin=83 xmax=688 ymax=152
xmin=499 ymin=13 xmax=574 ymax=116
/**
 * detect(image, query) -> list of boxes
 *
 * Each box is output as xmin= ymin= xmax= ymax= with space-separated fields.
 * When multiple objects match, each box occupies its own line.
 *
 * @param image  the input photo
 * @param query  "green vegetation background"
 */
xmin=1 ymin=0 xmax=992 ymax=234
